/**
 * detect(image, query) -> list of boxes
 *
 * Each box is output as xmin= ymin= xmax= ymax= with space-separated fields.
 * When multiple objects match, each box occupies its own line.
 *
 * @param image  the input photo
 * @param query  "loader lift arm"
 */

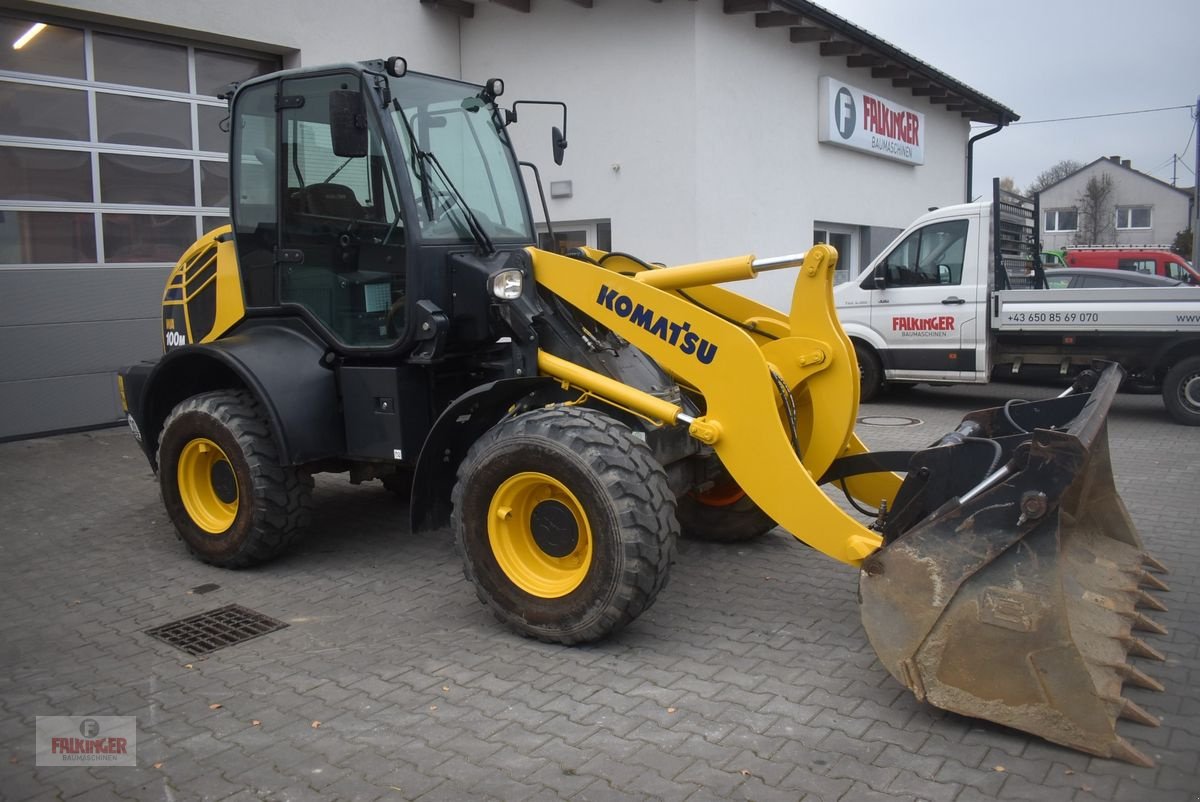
xmin=531 ymin=243 xmax=897 ymax=566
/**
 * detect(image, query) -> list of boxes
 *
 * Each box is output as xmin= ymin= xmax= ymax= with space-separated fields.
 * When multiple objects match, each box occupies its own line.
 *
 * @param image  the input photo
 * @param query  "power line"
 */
xmin=1183 ymin=116 xmax=1197 ymax=158
xmin=971 ymin=104 xmax=1192 ymax=127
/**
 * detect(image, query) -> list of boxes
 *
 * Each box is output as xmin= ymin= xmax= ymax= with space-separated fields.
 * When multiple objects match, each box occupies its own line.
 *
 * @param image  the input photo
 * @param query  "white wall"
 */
xmin=460 ymin=0 xmax=970 ymax=309
xmin=12 ymin=0 xmax=462 ymax=75
xmin=460 ymin=0 xmax=700 ymax=263
xmin=691 ymin=3 xmax=968 ymax=306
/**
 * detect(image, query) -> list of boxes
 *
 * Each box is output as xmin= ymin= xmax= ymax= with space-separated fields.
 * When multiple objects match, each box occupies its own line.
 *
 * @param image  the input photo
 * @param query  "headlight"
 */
xmin=490 ymin=269 xmax=523 ymax=300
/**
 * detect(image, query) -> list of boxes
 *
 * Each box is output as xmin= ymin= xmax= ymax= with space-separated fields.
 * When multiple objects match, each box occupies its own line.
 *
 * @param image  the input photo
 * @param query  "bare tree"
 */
xmin=1027 ymin=159 xmax=1084 ymax=195
xmin=1074 ymin=174 xmax=1116 ymax=245
xmin=998 ymin=176 xmax=1018 ymax=193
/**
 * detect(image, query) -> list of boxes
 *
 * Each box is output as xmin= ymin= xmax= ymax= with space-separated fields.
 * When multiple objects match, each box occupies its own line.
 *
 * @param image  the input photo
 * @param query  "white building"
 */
xmin=0 ymin=0 xmax=1016 ymax=438
xmin=1037 ymin=156 xmax=1193 ymax=251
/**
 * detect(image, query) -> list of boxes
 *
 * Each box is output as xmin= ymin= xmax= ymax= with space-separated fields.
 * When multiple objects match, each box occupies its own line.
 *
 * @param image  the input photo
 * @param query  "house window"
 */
xmin=1116 ymin=206 xmax=1152 ymax=229
xmin=1044 ymin=209 xmax=1077 ymax=232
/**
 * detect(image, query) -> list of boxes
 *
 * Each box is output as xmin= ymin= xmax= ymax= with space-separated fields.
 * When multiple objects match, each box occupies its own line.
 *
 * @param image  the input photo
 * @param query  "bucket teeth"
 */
xmin=1117 ymin=698 xmax=1161 ymax=727
xmin=1136 ymin=570 xmax=1170 ymax=592
xmin=1141 ymin=553 xmax=1169 ymax=574
xmin=1134 ymin=589 xmax=1168 ymax=612
xmin=1109 ymin=737 xmax=1155 ymax=768
xmin=1115 ymin=663 xmax=1165 ymax=693
xmin=1121 ymin=636 xmax=1167 ymax=662
xmin=1128 ymin=611 xmax=1168 ymax=635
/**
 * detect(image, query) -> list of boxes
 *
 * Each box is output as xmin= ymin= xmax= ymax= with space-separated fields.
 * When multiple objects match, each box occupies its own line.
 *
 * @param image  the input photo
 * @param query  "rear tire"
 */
xmin=452 ymin=406 xmax=677 ymax=644
xmin=855 ymin=343 xmax=884 ymax=403
xmin=1163 ymin=356 xmax=1200 ymax=425
xmin=157 ymin=390 xmax=313 ymax=568
xmin=677 ymin=471 xmax=776 ymax=542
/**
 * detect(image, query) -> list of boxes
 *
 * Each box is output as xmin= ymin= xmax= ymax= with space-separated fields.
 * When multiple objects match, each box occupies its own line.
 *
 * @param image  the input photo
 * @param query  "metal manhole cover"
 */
xmin=144 ymin=604 xmax=288 ymax=656
xmin=857 ymin=415 xmax=923 ymax=427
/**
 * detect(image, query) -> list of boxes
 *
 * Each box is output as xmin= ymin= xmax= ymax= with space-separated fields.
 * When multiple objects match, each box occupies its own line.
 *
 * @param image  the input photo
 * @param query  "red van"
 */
xmin=1060 ymin=247 xmax=1200 ymax=284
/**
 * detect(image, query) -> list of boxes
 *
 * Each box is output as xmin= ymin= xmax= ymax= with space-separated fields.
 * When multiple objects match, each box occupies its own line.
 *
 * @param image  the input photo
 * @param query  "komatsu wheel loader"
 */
xmin=117 ymin=58 xmax=1169 ymax=766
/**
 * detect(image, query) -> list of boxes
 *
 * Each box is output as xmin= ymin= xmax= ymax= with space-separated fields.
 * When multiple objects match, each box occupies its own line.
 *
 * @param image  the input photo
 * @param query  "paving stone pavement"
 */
xmin=0 ymin=380 xmax=1197 ymax=801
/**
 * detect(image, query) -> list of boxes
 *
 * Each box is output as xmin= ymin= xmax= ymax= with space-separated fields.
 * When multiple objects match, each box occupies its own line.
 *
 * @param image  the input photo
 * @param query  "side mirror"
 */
xmin=873 ymin=263 xmax=887 ymax=289
xmin=329 ymin=90 xmax=368 ymax=158
xmin=552 ymin=126 xmax=567 ymax=166
xmin=938 ymin=264 xmax=951 ymax=284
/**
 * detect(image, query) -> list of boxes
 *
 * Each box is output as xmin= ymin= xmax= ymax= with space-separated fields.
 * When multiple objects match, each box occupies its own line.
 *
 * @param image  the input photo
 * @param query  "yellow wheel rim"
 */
xmin=177 ymin=438 xmax=239 ymax=534
xmin=488 ymin=472 xmax=592 ymax=598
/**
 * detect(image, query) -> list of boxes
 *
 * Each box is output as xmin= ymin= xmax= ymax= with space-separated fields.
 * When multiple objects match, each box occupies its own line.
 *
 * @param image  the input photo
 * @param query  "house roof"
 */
xmin=1037 ymin=156 xmax=1196 ymax=197
xmin=421 ymin=0 xmax=1019 ymax=126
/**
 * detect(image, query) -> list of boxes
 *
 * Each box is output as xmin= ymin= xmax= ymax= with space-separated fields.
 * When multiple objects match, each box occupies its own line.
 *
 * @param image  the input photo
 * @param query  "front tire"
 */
xmin=452 ymin=406 xmax=677 ymax=644
xmin=1163 ymin=355 xmax=1200 ymax=425
xmin=157 ymin=390 xmax=313 ymax=568
xmin=855 ymin=343 xmax=884 ymax=403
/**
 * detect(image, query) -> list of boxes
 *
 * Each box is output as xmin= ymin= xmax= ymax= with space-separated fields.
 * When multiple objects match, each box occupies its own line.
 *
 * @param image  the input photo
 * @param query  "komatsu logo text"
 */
xmin=596 ymin=285 xmax=718 ymax=365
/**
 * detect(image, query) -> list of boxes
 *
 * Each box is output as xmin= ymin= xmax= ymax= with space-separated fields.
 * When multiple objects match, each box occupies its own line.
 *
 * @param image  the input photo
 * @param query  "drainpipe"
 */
xmin=966 ymin=122 xmax=1005 ymax=203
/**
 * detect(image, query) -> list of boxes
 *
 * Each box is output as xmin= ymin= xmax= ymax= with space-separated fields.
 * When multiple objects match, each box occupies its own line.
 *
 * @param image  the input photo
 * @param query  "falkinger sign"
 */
xmin=818 ymin=77 xmax=925 ymax=166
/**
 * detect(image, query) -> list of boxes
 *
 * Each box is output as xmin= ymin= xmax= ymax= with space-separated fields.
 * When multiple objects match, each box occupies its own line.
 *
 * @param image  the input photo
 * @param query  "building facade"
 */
xmin=1036 ymin=156 xmax=1193 ymax=251
xmin=0 ymin=0 xmax=1014 ymax=439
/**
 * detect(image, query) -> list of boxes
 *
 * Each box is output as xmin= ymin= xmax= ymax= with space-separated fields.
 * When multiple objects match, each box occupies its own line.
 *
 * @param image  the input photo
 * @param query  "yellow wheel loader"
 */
xmin=117 ymin=58 xmax=1168 ymax=766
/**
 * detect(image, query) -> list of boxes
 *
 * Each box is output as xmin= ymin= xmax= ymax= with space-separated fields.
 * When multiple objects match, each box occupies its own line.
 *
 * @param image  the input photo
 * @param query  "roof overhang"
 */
xmin=421 ymin=0 xmax=1019 ymax=126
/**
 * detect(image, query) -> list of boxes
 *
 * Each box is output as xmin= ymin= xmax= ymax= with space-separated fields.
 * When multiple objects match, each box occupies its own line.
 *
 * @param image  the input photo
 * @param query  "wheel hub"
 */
xmin=177 ymin=438 xmax=239 ymax=534
xmin=1182 ymin=372 xmax=1200 ymax=409
xmin=530 ymin=500 xmax=580 ymax=557
xmin=488 ymin=472 xmax=592 ymax=598
xmin=210 ymin=460 xmax=238 ymax=504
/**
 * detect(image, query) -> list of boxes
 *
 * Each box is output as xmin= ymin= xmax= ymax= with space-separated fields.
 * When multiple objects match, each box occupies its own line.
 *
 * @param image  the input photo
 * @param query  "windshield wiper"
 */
xmin=392 ymin=99 xmax=494 ymax=254
xmin=419 ymin=150 xmax=495 ymax=255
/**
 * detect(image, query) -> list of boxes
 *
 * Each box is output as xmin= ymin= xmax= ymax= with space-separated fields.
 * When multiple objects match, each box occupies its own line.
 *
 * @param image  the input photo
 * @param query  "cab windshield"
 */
xmin=389 ymin=73 xmax=533 ymax=244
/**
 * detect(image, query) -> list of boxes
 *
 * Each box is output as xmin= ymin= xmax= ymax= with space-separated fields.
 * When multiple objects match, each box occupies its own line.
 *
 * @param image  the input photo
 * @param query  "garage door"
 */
xmin=0 ymin=13 xmax=278 ymax=440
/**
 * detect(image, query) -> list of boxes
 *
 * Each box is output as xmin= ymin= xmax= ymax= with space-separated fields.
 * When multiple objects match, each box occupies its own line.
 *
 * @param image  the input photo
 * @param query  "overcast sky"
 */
xmin=823 ymin=0 xmax=1200 ymax=197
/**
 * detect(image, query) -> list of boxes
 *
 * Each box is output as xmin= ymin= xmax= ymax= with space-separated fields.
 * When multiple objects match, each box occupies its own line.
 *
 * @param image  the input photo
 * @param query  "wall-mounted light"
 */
xmin=550 ymin=180 xmax=572 ymax=199
xmin=12 ymin=22 xmax=47 ymax=50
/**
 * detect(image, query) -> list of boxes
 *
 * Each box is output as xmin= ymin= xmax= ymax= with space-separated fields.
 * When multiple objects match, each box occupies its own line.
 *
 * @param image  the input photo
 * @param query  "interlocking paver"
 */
xmin=1 ymin=382 xmax=1197 ymax=799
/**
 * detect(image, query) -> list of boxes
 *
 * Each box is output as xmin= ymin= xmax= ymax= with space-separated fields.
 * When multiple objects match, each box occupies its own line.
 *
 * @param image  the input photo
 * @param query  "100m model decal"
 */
xmin=596 ymin=285 xmax=718 ymax=364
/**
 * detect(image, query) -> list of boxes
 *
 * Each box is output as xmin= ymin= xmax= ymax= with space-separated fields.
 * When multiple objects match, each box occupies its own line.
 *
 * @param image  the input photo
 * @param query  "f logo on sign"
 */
xmin=835 ymin=87 xmax=856 ymax=139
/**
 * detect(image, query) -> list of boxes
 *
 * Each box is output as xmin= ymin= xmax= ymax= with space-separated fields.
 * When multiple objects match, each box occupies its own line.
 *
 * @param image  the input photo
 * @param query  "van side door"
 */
xmin=868 ymin=216 xmax=979 ymax=381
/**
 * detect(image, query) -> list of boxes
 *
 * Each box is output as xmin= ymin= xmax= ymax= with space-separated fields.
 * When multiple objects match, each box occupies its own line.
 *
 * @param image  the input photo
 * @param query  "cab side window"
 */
xmin=278 ymin=73 xmax=406 ymax=348
xmin=867 ymin=219 xmax=968 ymax=288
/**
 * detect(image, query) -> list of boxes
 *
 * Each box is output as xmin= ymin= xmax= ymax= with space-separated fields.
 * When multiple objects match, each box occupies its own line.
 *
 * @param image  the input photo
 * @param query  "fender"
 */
xmin=130 ymin=319 xmax=343 ymax=470
xmin=410 ymin=376 xmax=563 ymax=535
xmin=1149 ymin=334 xmax=1200 ymax=375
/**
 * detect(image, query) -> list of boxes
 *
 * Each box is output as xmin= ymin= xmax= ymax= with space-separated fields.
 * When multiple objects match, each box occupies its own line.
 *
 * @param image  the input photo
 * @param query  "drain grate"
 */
xmin=144 ymin=604 xmax=288 ymax=656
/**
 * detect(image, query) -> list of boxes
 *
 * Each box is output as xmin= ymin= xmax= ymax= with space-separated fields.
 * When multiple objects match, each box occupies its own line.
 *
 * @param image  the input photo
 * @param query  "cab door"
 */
xmin=868 ymin=216 xmax=978 ymax=381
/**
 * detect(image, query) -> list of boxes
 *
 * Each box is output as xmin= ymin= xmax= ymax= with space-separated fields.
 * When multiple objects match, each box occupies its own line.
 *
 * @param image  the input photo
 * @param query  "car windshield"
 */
xmin=388 ymin=72 xmax=533 ymax=244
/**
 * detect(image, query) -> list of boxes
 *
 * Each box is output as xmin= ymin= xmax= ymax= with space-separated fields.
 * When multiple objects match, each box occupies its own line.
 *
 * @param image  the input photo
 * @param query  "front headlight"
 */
xmin=490 ymin=269 xmax=523 ymax=300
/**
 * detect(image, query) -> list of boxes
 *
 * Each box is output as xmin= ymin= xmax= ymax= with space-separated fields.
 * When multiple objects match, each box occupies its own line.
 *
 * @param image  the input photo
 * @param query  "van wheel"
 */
xmin=452 ymin=406 xmax=677 ymax=644
xmin=1163 ymin=356 xmax=1200 ymax=425
xmin=157 ymin=390 xmax=313 ymax=567
xmin=855 ymin=343 xmax=884 ymax=403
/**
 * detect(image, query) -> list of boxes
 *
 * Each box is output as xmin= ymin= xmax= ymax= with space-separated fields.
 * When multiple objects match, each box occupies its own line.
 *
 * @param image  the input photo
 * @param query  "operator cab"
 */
xmin=227 ymin=61 xmax=536 ymax=352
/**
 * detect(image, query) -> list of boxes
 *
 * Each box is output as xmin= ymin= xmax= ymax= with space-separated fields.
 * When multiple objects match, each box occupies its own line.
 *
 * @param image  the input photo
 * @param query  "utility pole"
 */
xmin=1194 ymin=96 xmax=1199 ymax=265
xmin=1172 ymin=154 xmax=1177 ymax=187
